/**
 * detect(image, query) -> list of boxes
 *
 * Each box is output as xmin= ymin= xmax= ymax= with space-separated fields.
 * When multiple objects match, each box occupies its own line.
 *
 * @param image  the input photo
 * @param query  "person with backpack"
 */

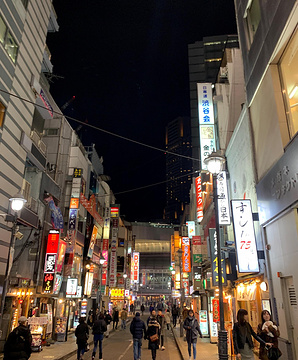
xmin=75 ymin=317 xmax=89 ymax=360
xmin=130 ymin=312 xmax=147 ymax=360
xmin=4 ymin=316 xmax=32 ymax=360
xmin=91 ymin=313 xmax=107 ymax=360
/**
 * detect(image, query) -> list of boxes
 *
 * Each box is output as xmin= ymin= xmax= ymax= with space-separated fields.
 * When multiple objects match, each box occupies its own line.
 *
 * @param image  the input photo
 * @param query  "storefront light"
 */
xmin=260 ymin=281 xmax=268 ymax=291
xmin=58 ymin=299 xmax=64 ymax=304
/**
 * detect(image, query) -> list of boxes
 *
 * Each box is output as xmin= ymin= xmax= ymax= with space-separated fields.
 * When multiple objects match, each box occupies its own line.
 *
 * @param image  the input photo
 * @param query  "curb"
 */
xmin=170 ymin=324 xmax=185 ymax=360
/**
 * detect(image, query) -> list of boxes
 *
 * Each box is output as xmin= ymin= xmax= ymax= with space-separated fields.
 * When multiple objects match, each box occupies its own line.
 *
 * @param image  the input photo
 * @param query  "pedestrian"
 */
xmin=182 ymin=306 xmax=189 ymax=321
xmin=112 ymin=307 xmax=119 ymax=329
xmin=172 ymin=305 xmax=179 ymax=327
xmin=257 ymin=310 xmax=281 ymax=360
xmin=87 ymin=309 xmax=94 ymax=327
xmin=120 ymin=307 xmax=128 ymax=329
xmin=164 ymin=309 xmax=171 ymax=330
xmin=233 ymin=309 xmax=272 ymax=360
xmin=147 ymin=309 xmax=156 ymax=325
xmin=104 ymin=310 xmax=112 ymax=337
xmin=157 ymin=310 xmax=166 ymax=350
xmin=130 ymin=303 xmax=134 ymax=315
xmin=4 ymin=316 xmax=32 ymax=360
xmin=183 ymin=309 xmax=202 ymax=360
xmin=141 ymin=304 xmax=145 ymax=315
xmin=149 ymin=304 xmax=154 ymax=313
xmin=75 ymin=317 xmax=89 ymax=360
xmin=91 ymin=313 xmax=107 ymax=360
xmin=147 ymin=312 xmax=160 ymax=360
xmin=130 ymin=312 xmax=147 ymax=360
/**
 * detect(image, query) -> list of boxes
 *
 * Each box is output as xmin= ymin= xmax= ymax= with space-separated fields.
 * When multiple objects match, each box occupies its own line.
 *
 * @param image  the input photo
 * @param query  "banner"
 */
xmin=42 ymin=230 xmax=59 ymax=294
xmin=192 ymin=236 xmax=202 ymax=264
xmin=212 ymin=298 xmax=220 ymax=322
xmin=195 ymin=177 xmax=203 ymax=222
xmin=132 ymin=252 xmax=140 ymax=283
xmin=217 ymin=171 xmax=231 ymax=225
xmin=209 ymin=228 xmax=227 ymax=287
xmin=87 ymin=225 xmax=98 ymax=258
xmin=182 ymin=237 xmax=191 ymax=272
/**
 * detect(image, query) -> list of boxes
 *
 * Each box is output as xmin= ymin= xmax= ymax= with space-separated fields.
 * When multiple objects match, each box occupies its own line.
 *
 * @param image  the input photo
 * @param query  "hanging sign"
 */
xmin=231 ymin=200 xmax=259 ymax=273
xmin=182 ymin=237 xmax=191 ymax=272
xmin=42 ymin=230 xmax=60 ymax=294
xmin=212 ymin=298 xmax=220 ymax=322
xmin=209 ymin=228 xmax=227 ymax=287
xmin=195 ymin=177 xmax=203 ymax=222
xmin=217 ymin=171 xmax=231 ymax=225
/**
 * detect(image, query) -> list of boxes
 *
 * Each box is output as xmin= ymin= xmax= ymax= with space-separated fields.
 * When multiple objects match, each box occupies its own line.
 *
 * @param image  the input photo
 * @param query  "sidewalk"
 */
xmin=172 ymin=323 xmax=219 ymax=360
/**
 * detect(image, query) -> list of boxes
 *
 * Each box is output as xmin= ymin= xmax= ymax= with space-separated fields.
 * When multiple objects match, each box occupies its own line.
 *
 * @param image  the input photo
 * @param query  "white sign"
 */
xmin=197 ymin=83 xmax=214 ymax=125
xmin=186 ymin=221 xmax=195 ymax=238
xmin=217 ymin=171 xmax=231 ymax=225
xmin=84 ymin=272 xmax=93 ymax=296
xmin=125 ymin=290 xmax=130 ymax=297
xmin=109 ymin=250 xmax=117 ymax=287
xmin=199 ymin=125 xmax=216 ymax=170
xmin=231 ymin=200 xmax=259 ymax=273
xmin=199 ymin=310 xmax=209 ymax=335
xmin=66 ymin=278 xmax=78 ymax=296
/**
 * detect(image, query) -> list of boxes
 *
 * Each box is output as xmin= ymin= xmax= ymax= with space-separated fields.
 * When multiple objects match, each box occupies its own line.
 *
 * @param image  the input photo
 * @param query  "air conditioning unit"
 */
xmin=30 ymin=130 xmax=41 ymax=146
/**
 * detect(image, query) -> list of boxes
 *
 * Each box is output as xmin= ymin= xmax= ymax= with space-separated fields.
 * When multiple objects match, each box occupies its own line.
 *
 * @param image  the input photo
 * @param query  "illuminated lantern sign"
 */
xmin=195 ymin=177 xmax=203 ymax=222
xmin=132 ymin=252 xmax=140 ymax=282
xmin=186 ymin=221 xmax=195 ymax=239
xmin=182 ymin=237 xmax=191 ymax=272
xmin=231 ymin=199 xmax=259 ymax=273
xmin=66 ymin=278 xmax=78 ymax=296
xmin=212 ymin=298 xmax=220 ymax=322
xmin=110 ymin=288 xmax=124 ymax=298
xmin=42 ymin=230 xmax=59 ymax=294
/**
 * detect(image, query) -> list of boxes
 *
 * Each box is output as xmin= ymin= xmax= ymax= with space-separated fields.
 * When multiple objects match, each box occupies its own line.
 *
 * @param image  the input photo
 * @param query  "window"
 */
xmin=244 ymin=0 xmax=261 ymax=46
xmin=0 ymin=100 xmax=6 ymax=128
xmin=0 ymin=14 xmax=18 ymax=63
xmin=279 ymin=29 xmax=298 ymax=138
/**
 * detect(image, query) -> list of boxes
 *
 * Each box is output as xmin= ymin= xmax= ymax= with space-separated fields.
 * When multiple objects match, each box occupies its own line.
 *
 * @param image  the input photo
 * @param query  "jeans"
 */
xmin=151 ymin=347 xmax=157 ymax=360
xmin=77 ymin=342 xmax=85 ymax=360
xmin=188 ymin=342 xmax=197 ymax=359
xmin=133 ymin=338 xmax=142 ymax=360
xmin=160 ymin=335 xmax=164 ymax=347
xmin=113 ymin=320 xmax=118 ymax=329
xmin=121 ymin=319 xmax=126 ymax=329
xmin=93 ymin=334 xmax=104 ymax=358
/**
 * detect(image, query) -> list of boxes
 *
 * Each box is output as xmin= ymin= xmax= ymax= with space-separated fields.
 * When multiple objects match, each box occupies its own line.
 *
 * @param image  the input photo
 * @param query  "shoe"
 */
xmin=161 ymin=346 xmax=165 ymax=350
xmin=188 ymin=357 xmax=191 ymax=360
xmin=92 ymin=353 xmax=95 ymax=360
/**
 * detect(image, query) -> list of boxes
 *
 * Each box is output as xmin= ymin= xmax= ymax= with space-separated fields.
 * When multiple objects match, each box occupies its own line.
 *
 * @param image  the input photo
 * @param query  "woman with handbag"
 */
xmin=75 ymin=317 xmax=89 ymax=360
xmin=147 ymin=314 xmax=160 ymax=360
xmin=257 ymin=310 xmax=281 ymax=360
xmin=183 ymin=309 xmax=202 ymax=360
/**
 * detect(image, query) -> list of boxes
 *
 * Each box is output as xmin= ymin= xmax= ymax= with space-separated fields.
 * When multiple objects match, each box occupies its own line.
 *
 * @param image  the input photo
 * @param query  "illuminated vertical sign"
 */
xmin=217 ymin=171 xmax=231 ymax=225
xmin=42 ymin=230 xmax=60 ymax=294
xmin=182 ymin=237 xmax=191 ymax=272
xmin=186 ymin=221 xmax=195 ymax=238
xmin=101 ymin=238 xmax=109 ymax=286
xmin=171 ymin=235 xmax=175 ymax=265
xmin=192 ymin=235 xmax=202 ymax=264
xmin=209 ymin=228 xmax=226 ymax=287
xmin=132 ymin=252 xmax=140 ymax=283
xmin=195 ymin=177 xmax=203 ymax=222
xmin=87 ymin=225 xmax=98 ymax=258
xmin=231 ymin=200 xmax=259 ymax=273
xmin=197 ymin=83 xmax=216 ymax=170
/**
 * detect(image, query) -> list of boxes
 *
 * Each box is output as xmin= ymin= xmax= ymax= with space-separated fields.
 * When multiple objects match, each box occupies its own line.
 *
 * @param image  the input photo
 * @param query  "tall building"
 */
xmin=188 ymin=35 xmax=239 ymax=171
xmin=165 ymin=116 xmax=192 ymax=224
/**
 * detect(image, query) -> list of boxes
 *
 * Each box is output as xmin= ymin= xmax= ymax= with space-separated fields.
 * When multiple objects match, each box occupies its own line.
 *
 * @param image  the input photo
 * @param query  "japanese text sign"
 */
xmin=217 ymin=171 xmax=231 ymax=225
xmin=182 ymin=237 xmax=191 ymax=272
xmin=212 ymin=298 xmax=220 ymax=322
xmin=195 ymin=176 xmax=203 ymax=222
xmin=197 ymin=83 xmax=214 ymax=125
xmin=209 ymin=228 xmax=227 ymax=287
xmin=231 ymin=200 xmax=259 ymax=273
xmin=132 ymin=252 xmax=140 ymax=282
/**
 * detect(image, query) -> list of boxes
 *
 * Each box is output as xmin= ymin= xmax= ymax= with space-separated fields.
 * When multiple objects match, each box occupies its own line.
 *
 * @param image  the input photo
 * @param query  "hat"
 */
xmin=135 ymin=312 xmax=140 ymax=316
xmin=18 ymin=316 xmax=27 ymax=324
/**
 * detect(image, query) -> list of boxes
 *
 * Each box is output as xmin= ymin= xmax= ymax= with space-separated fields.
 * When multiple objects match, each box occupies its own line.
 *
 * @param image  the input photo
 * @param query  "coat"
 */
xmin=120 ymin=310 xmax=128 ymax=320
xmin=157 ymin=314 xmax=166 ymax=336
xmin=4 ymin=324 xmax=32 ymax=360
xmin=164 ymin=312 xmax=171 ymax=324
xmin=92 ymin=318 xmax=107 ymax=335
xmin=130 ymin=316 xmax=146 ymax=339
xmin=183 ymin=316 xmax=202 ymax=343
xmin=233 ymin=322 xmax=266 ymax=355
xmin=75 ymin=322 xmax=89 ymax=344
xmin=147 ymin=317 xmax=160 ymax=350
xmin=104 ymin=313 xmax=112 ymax=325
xmin=112 ymin=309 xmax=119 ymax=322
xmin=257 ymin=322 xmax=280 ymax=360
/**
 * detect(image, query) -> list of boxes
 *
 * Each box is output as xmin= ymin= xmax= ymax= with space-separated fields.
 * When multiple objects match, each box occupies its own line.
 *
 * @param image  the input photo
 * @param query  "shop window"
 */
xmin=244 ymin=0 xmax=261 ymax=47
xmin=0 ymin=100 xmax=6 ymax=128
xmin=279 ymin=29 xmax=298 ymax=138
xmin=0 ymin=14 xmax=18 ymax=63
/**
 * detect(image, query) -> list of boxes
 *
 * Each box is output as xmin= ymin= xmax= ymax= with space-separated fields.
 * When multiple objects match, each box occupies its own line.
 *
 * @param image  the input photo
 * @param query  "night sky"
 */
xmin=47 ymin=0 xmax=237 ymax=222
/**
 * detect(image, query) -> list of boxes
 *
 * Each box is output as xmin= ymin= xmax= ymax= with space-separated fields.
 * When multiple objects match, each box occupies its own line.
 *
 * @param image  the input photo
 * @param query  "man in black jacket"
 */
xmin=4 ymin=316 xmax=32 ymax=360
xmin=92 ymin=313 xmax=107 ymax=360
xmin=130 ymin=312 xmax=146 ymax=360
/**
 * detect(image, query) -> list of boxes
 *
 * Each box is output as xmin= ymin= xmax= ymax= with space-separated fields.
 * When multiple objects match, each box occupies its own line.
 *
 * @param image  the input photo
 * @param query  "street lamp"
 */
xmin=0 ymin=192 xmax=26 ymax=335
xmin=204 ymin=151 xmax=227 ymax=360
xmin=98 ymin=253 xmax=105 ymax=312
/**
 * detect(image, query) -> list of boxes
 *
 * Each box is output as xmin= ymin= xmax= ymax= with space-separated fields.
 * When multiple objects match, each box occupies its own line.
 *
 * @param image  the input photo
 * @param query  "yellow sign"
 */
xmin=110 ymin=288 xmax=124 ymax=298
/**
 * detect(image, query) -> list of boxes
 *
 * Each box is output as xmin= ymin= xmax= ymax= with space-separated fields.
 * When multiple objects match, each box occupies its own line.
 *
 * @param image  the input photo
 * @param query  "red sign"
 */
xmin=46 ymin=230 xmax=60 ymax=254
xmin=132 ymin=252 xmax=140 ymax=282
xmin=70 ymin=198 xmax=79 ymax=209
xmin=80 ymin=193 xmax=104 ymax=226
xmin=195 ymin=176 xmax=203 ymax=222
xmin=56 ymin=240 xmax=67 ymax=273
xmin=212 ymin=298 xmax=220 ymax=322
xmin=110 ymin=207 xmax=119 ymax=218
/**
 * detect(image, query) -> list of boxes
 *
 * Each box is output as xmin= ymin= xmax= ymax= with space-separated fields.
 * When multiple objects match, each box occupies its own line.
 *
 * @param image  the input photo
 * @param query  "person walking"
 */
xmin=183 ymin=309 xmax=202 ymax=360
xmin=172 ymin=305 xmax=179 ymax=327
xmin=130 ymin=303 xmax=134 ymax=315
xmin=157 ymin=309 xmax=166 ymax=350
xmin=257 ymin=310 xmax=281 ymax=360
xmin=147 ymin=312 xmax=160 ymax=360
xmin=120 ymin=307 xmax=128 ymax=330
xmin=112 ymin=307 xmax=119 ymax=330
xmin=104 ymin=310 xmax=112 ymax=338
xmin=164 ymin=309 xmax=171 ymax=330
xmin=149 ymin=304 xmax=154 ymax=313
xmin=91 ymin=313 xmax=107 ymax=360
xmin=75 ymin=317 xmax=89 ymax=360
xmin=233 ymin=309 xmax=272 ymax=360
xmin=4 ymin=316 xmax=32 ymax=360
xmin=130 ymin=312 xmax=147 ymax=360
xmin=141 ymin=304 xmax=145 ymax=315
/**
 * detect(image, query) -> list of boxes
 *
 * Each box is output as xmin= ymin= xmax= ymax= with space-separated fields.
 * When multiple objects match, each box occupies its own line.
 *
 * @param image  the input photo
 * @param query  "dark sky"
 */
xmin=47 ymin=0 xmax=237 ymax=222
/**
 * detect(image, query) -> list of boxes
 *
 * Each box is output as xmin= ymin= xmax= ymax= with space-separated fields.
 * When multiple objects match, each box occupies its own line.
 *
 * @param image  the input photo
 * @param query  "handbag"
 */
xmin=267 ymin=347 xmax=282 ymax=360
xmin=150 ymin=333 xmax=159 ymax=342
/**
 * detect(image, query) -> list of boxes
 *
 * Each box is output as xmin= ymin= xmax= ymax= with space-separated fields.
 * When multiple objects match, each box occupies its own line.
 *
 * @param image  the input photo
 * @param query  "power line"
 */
xmin=0 ymin=88 xmax=200 ymax=163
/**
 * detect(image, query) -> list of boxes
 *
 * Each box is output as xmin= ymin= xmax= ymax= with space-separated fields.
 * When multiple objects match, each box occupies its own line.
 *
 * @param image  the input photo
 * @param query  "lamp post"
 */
xmin=204 ymin=151 xmax=228 ymax=360
xmin=123 ymin=273 xmax=127 ymax=309
xmin=98 ymin=253 xmax=105 ymax=312
xmin=0 ymin=192 xmax=26 ymax=336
